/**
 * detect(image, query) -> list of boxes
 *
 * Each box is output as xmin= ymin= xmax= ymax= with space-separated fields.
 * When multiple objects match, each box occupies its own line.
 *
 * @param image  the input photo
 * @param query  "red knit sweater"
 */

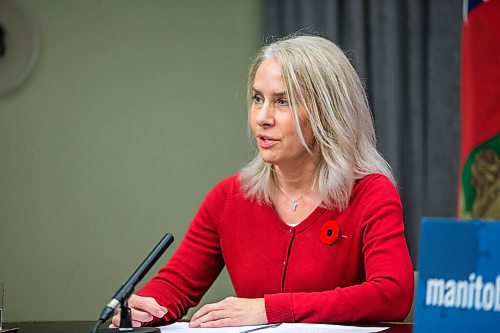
xmin=138 ymin=174 xmax=414 ymax=324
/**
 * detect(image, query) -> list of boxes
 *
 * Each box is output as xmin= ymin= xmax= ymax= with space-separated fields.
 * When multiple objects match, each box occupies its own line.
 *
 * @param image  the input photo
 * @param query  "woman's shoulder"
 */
xmin=352 ymin=173 xmax=400 ymax=202
xmin=348 ymin=174 xmax=403 ymax=225
xmin=356 ymin=173 xmax=395 ymax=188
xmin=205 ymin=173 xmax=242 ymax=200
xmin=212 ymin=173 xmax=241 ymax=191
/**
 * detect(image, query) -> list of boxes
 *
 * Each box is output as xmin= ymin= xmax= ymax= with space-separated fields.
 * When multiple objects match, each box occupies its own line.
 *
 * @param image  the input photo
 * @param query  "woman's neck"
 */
xmin=273 ymin=160 xmax=318 ymax=195
xmin=271 ymin=157 xmax=322 ymax=221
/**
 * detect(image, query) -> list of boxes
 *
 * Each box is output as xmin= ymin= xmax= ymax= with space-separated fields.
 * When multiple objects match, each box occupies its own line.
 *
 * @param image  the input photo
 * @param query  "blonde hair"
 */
xmin=240 ymin=34 xmax=395 ymax=211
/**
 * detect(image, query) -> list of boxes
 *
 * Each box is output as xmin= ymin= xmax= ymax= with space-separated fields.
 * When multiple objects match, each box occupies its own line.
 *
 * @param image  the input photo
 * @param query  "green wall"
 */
xmin=0 ymin=0 xmax=262 ymax=322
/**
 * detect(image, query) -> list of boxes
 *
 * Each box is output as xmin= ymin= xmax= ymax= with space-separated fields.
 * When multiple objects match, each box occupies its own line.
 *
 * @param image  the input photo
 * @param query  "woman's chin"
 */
xmin=258 ymin=153 xmax=277 ymax=165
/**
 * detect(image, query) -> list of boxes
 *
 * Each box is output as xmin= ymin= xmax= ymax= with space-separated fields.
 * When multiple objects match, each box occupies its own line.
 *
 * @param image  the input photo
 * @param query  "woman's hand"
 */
xmin=189 ymin=297 xmax=267 ymax=328
xmin=110 ymin=294 xmax=168 ymax=328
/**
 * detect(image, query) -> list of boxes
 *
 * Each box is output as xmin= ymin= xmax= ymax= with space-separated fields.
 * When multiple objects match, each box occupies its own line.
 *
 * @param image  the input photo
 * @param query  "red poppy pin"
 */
xmin=320 ymin=220 xmax=340 ymax=245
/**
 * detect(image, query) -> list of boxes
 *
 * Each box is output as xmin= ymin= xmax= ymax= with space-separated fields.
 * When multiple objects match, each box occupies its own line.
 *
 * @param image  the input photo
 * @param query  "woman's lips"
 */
xmin=257 ymin=136 xmax=279 ymax=148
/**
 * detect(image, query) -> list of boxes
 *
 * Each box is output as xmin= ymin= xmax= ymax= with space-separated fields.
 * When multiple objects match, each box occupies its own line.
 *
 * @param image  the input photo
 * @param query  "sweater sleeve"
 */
xmin=136 ymin=179 xmax=230 ymax=324
xmin=264 ymin=176 xmax=414 ymax=323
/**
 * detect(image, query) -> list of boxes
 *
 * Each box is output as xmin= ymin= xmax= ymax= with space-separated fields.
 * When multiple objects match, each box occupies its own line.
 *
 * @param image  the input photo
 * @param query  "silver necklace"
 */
xmin=277 ymin=177 xmax=317 ymax=211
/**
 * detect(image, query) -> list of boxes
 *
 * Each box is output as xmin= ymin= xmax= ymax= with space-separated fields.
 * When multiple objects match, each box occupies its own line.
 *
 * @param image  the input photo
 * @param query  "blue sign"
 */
xmin=414 ymin=218 xmax=500 ymax=332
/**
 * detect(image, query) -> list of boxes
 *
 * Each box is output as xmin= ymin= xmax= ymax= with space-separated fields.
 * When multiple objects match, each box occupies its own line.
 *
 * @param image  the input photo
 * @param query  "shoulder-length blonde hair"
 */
xmin=240 ymin=34 xmax=395 ymax=211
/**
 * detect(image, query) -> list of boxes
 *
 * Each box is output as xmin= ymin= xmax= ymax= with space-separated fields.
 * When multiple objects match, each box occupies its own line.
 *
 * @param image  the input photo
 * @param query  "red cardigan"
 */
xmin=138 ymin=174 xmax=414 ymax=324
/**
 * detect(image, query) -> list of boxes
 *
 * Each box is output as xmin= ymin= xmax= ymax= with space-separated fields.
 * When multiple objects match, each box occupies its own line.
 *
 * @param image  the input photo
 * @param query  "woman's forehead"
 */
xmin=253 ymin=58 xmax=286 ymax=93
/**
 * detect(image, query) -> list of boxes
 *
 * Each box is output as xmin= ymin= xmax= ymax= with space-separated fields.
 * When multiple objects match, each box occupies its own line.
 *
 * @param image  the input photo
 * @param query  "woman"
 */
xmin=111 ymin=34 xmax=414 ymax=328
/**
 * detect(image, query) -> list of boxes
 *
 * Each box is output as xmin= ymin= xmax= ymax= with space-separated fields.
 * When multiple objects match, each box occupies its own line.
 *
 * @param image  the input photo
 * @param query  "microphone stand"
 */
xmin=120 ymin=297 xmax=134 ymax=329
xmin=95 ymin=291 xmax=160 ymax=333
xmin=113 ymin=293 xmax=160 ymax=333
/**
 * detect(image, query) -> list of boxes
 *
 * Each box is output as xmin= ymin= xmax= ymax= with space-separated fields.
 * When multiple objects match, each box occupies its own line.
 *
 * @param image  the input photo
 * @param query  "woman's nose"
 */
xmin=255 ymin=103 xmax=275 ymax=127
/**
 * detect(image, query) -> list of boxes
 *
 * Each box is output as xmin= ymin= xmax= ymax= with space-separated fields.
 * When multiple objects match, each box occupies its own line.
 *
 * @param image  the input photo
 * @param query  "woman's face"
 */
xmin=250 ymin=57 xmax=316 ymax=167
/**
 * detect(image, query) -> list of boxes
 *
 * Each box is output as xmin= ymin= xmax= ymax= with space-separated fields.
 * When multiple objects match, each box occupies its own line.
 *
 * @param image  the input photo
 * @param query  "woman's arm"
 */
xmin=134 ymin=178 xmax=232 ymax=324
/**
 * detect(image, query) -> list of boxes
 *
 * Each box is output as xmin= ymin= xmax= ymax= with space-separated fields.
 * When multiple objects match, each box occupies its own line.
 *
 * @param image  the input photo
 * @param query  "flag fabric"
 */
xmin=459 ymin=0 xmax=500 ymax=219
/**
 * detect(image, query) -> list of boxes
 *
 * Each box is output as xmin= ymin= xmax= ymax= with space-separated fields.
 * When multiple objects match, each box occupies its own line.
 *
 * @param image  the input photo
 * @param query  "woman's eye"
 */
xmin=253 ymin=94 xmax=263 ymax=104
xmin=277 ymin=98 xmax=289 ymax=107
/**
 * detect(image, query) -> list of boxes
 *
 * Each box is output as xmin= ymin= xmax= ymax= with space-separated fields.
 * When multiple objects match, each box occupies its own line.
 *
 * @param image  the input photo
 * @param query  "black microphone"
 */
xmin=94 ymin=233 xmax=174 ymax=332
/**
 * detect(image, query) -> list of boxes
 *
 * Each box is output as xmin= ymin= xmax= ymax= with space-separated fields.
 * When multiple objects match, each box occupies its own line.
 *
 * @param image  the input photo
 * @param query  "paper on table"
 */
xmin=159 ymin=322 xmax=267 ymax=333
xmin=159 ymin=322 xmax=388 ymax=333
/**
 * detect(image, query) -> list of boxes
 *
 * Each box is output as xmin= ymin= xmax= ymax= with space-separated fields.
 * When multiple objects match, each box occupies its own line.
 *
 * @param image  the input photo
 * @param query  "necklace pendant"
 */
xmin=291 ymin=200 xmax=298 ymax=211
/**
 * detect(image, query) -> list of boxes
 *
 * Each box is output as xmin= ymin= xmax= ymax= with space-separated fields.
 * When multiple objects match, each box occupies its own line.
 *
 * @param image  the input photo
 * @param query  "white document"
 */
xmin=159 ymin=322 xmax=388 ymax=333
xmin=159 ymin=322 xmax=266 ymax=333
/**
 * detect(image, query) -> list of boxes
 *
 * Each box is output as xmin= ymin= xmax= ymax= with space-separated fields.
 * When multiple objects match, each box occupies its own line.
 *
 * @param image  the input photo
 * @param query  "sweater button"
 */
xmin=283 ymin=260 xmax=286 ymax=265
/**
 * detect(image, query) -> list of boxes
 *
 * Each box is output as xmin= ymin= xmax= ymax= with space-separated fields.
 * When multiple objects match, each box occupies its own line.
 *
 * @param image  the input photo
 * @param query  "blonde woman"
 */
xmin=111 ymin=34 xmax=414 ymax=328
